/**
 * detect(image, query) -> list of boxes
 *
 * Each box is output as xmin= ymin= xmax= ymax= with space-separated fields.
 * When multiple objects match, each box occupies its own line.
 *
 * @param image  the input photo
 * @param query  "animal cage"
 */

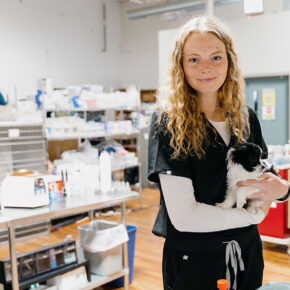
xmin=0 ymin=121 xmax=49 ymax=242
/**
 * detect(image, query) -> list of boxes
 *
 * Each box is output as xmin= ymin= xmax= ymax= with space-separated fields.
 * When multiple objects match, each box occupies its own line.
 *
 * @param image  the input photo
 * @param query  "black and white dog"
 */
xmin=216 ymin=142 xmax=277 ymax=214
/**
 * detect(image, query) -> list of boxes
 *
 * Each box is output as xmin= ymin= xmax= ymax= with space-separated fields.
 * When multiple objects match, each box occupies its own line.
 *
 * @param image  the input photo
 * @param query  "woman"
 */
xmin=148 ymin=16 xmax=289 ymax=290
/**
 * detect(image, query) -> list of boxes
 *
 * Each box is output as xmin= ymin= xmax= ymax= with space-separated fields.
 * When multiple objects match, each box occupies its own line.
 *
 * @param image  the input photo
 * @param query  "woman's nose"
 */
xmin=200 ymin=60 xmax=212 ymax=74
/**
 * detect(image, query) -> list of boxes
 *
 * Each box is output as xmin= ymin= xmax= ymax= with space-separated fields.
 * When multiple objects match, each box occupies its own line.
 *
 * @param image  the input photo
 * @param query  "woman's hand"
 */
xmin=237 ymin=172 xmax=289 ymax=201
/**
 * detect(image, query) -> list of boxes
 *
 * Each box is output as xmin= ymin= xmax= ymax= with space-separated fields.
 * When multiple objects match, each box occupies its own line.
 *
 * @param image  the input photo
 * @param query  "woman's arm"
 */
xmin=160 ymin=173 xmax=265 ymax=233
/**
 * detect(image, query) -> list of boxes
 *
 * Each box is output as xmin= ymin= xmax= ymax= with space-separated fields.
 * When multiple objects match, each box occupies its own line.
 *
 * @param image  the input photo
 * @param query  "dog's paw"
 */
xmin=247 ymin=206 xmax=258 ymax=214
xmin=236 ymin=200 xmax=246 ymax=209
xmin=215 ymin=202 xmax=230 ymax=209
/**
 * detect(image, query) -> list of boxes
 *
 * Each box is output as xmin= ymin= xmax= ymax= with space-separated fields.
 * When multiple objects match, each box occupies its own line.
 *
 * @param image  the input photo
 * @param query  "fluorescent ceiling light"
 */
xmin=130 ymin=0 xmax=145 ymax=4
xmin=127 ymin=0 xmax=242 ymax=19
xmin=244 ymin=0 xmax=264 ymax=15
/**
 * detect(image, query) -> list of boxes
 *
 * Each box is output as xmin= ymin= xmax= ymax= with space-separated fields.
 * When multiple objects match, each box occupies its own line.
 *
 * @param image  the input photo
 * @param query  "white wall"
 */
xmin=119 ymin=2 xmax=180 ymax=90
xmin=0 ymin=0 xmax=122 ymax=101
xmin=120 ymin=0 xmax=286 ymax=89
xmin=229 ymin=11 xmax=290 ymax=76
xmin=120 ymin=1 xmax=243 ymax=89
xmin=158 ymin=8 xmax=290 ymax=85
xmin=0 ymin=0 xmax=288 ymax=98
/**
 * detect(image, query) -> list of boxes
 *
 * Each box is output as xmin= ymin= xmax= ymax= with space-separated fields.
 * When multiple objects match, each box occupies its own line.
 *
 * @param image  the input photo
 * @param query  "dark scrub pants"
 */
xmin=148 ymin=108 xmax=267 ymax=290
xmin=162 ymin=225 xmax=264 ymax=290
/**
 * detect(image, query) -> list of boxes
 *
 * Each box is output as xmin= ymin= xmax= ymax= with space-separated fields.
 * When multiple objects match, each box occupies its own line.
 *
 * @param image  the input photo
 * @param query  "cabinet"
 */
xmin=258 ymin=166 xmax=290 ymax=254
xmin=0 ymin=191 xmax=138 ymax=289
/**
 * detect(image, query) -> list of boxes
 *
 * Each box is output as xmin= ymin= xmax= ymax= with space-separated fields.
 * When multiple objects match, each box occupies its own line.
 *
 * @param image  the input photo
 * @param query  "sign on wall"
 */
xmin=262 ymin=88 xmax=276 ymax=120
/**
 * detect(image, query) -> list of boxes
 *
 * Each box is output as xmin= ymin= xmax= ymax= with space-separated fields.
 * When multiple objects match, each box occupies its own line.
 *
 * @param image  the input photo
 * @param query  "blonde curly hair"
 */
xmin=155 ymin=16 xmax=249 ymax=159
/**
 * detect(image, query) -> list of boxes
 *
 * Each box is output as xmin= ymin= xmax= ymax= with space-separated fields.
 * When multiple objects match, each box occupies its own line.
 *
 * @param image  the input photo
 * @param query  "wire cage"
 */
xmin=0 ymin=122 xmax=49 ymax=242
xmin=0 ymin=123 xmax=47 ymax=183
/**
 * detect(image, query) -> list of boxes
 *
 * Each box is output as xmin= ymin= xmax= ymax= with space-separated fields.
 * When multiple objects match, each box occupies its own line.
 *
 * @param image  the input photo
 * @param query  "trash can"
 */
xmin=78 ymin=220 xmax=129 ymax=276
xmin=108 ymin=224 xmax=138 ymax=287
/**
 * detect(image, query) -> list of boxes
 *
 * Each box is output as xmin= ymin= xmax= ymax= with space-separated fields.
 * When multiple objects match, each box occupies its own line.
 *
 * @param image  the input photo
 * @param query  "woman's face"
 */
xmin=182 ymin=32 xmax=228 ymax=98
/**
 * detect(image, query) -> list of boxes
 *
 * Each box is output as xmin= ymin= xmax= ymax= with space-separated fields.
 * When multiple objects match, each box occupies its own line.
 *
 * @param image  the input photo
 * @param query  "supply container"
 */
xmin=109 ymin=224 xmax=138 ymax=287
xmin=78 ymin=220 xmax=128 ymax=276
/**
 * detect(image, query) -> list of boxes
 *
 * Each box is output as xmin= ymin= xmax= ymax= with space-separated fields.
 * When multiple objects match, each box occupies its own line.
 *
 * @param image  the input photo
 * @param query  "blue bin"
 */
xmin=108 ymin=224 xmax=138 ymax=287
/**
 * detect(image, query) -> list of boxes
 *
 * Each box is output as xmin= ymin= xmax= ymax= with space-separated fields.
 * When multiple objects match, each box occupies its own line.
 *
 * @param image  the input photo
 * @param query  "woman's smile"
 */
xmin=198 ymin=77 xmax=216 ymax=82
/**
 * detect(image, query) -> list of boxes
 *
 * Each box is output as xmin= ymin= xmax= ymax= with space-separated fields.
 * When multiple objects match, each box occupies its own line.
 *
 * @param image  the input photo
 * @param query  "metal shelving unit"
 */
xmin=1 ymin=191 xmax=139 ymax=290
xmin=78 ymin=268 xmax=129 ymax=290
xmin=45 ymin=106 xmax=143 ymax=208
xmin=46 ymin=132 xmax=139 ymax=141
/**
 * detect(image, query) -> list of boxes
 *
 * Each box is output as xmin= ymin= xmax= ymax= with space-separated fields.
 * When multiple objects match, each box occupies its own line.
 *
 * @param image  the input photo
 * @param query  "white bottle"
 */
xmin=99 ymin=151 xmax=111 ymax=193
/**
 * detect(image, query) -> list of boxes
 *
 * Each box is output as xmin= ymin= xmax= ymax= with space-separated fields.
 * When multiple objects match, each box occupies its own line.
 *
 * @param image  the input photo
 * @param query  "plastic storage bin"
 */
xmin=109 ymin=224 xmax=138 ymax=287
xmin=78 ymin=220 xmax=128 ymax=276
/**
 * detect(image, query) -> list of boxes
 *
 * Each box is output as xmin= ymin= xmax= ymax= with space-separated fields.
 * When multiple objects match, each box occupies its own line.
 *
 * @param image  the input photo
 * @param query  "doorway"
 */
xmin=245 ymin=76 xmax=289 ymax=145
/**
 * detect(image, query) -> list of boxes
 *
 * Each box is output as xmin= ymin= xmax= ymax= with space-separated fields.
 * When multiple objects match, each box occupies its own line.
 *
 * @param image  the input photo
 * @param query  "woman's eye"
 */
xmin=189 ymin=58 xmax=197 ymax=63
xmin=213 ymin=56 xmax=222 ymax=61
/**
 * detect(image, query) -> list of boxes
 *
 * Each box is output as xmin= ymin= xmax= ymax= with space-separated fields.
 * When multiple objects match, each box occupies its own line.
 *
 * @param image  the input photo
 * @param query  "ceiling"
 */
xmin=113 ymin=0 xmax=240 ymax=20
xmin=113 ymin=0 xmax=193 ymax=7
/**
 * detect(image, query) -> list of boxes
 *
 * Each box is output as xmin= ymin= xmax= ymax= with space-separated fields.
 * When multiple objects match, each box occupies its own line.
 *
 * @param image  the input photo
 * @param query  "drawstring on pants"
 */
xmin=223 ymin=240 xmax=245 ymax=290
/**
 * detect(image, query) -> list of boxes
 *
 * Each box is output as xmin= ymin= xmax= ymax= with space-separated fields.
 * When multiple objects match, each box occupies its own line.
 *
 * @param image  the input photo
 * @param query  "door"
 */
xmin=245 ymin=76 xmax=289 ymax=145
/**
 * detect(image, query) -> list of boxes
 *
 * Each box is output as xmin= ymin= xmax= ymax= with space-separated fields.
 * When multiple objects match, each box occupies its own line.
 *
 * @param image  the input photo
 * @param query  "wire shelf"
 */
xmin=0 ymin=123 xmax=47 ymax=183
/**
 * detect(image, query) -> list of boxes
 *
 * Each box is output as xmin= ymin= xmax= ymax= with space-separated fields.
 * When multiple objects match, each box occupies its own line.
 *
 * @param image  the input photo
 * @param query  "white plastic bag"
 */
xmin=78 ymin=220 xmax=129 ymax=252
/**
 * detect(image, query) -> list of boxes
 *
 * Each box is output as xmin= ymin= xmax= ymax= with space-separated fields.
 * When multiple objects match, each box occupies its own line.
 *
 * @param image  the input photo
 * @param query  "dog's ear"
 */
xmin=232 ymin=143 xmax=262 ymax=171
xmin=247 ymin=142 xmax=262 ymax=159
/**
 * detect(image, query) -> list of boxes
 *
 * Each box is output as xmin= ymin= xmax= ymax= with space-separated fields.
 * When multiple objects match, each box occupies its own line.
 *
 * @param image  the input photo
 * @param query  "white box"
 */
xmin=46 ymin=266 xmax=87 ymax=290
xmin=2 ymin=174 xmax=49 ymax=208
xmin=83 ymin=244 xmax=122 ymax=276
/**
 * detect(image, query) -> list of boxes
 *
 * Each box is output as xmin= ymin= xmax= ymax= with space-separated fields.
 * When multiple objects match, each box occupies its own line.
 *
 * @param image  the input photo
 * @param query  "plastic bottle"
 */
xmin=217 ymin=279 xmax=228 ymax=290
xmin=99 ymin=150 xmax=112 ymax=193
xmin=72 ymin=169 xmax=84 ymax=195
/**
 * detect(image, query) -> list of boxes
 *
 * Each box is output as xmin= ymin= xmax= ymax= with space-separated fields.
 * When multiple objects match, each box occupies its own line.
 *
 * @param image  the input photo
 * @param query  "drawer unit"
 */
xmin=258 ymin=168 xmax=290 ymax=238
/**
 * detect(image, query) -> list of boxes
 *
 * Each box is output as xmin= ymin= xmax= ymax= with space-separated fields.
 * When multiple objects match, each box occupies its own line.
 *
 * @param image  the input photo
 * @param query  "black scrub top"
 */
xmin=147 ymin=107 xmax=268 ymax=245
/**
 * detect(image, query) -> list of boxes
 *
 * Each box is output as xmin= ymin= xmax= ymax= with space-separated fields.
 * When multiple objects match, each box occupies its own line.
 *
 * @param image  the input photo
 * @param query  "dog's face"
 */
xmin=229 ymin=143 xmax=262 ymax=172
